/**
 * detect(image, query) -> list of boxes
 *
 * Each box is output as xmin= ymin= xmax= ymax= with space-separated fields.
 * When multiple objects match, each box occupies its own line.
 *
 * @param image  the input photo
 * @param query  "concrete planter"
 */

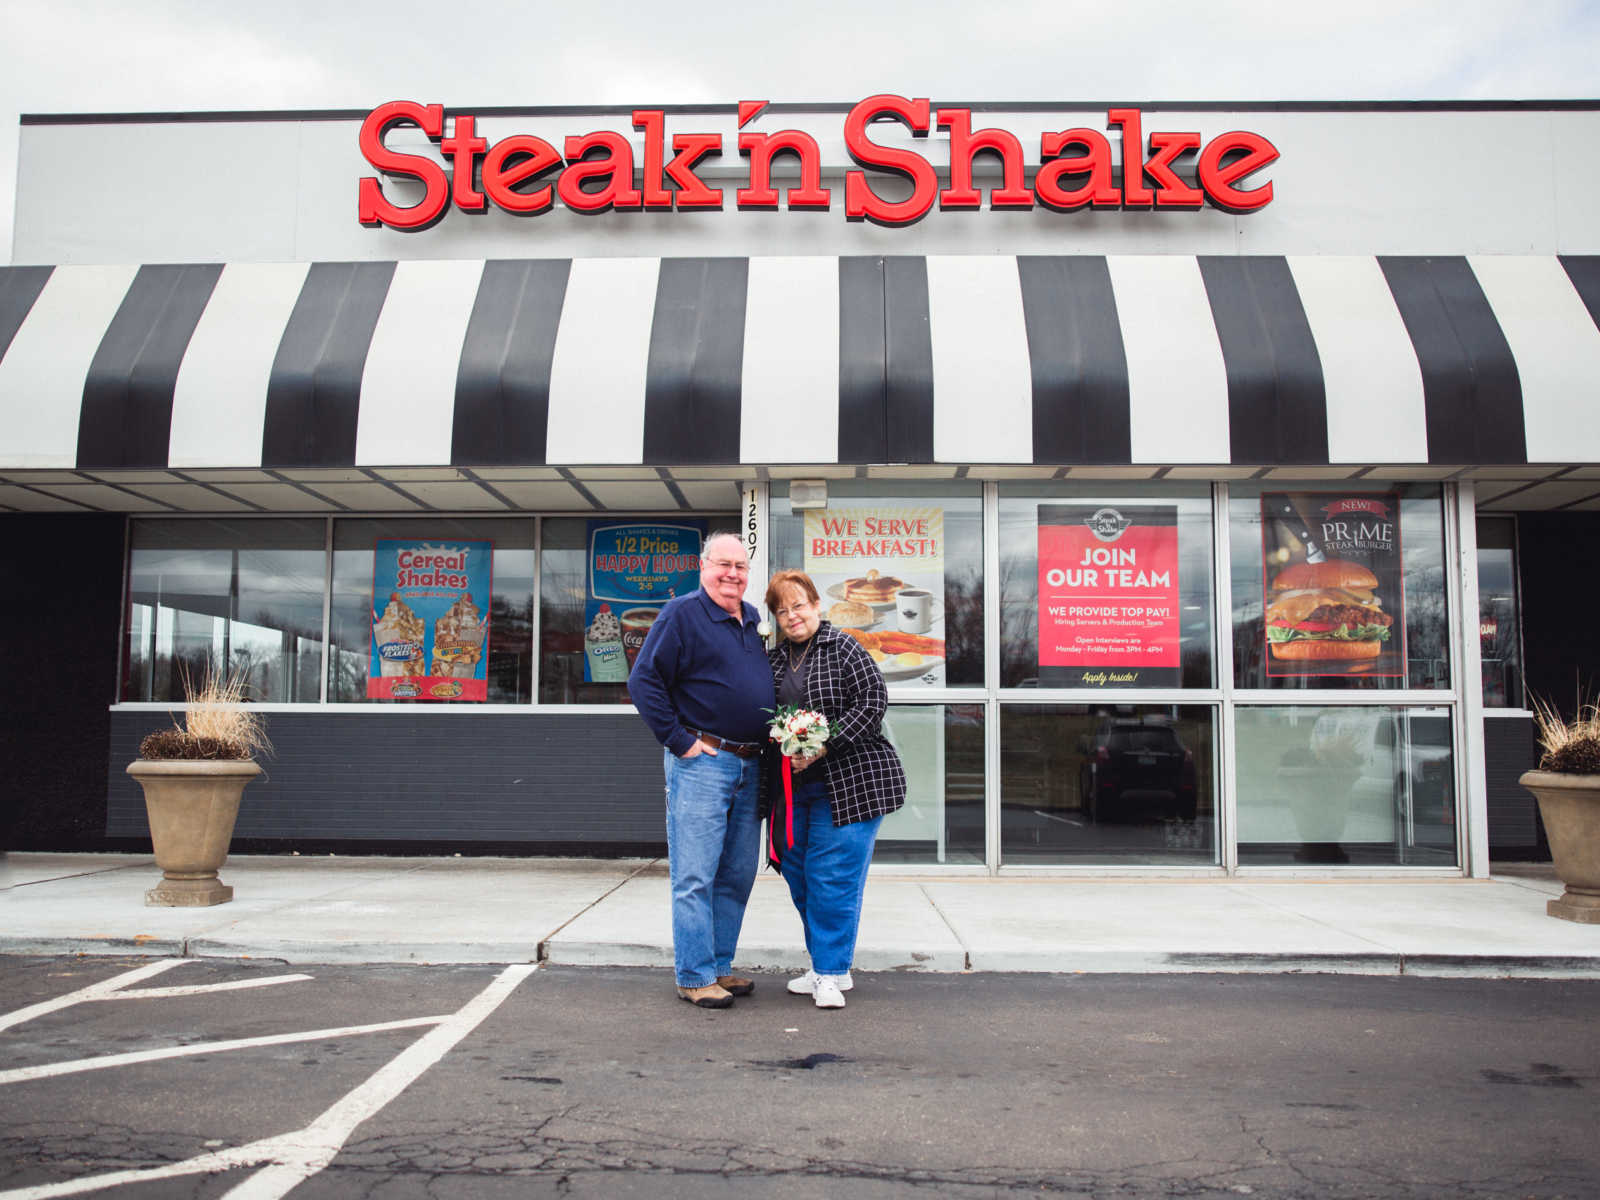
xmin=126 ymin=759 xmax=261 ymax=906
xmin=1519 ymin=770 xmax=1600 ymax=924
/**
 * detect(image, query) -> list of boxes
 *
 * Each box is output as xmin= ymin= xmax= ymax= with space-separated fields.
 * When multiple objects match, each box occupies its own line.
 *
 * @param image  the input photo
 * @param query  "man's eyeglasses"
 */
xmin=705 ymin=558 xmax=750 ymax=574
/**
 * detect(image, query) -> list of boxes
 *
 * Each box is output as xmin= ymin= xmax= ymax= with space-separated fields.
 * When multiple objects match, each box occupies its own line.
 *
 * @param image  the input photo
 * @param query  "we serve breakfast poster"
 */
xmin=803 ymin=504 xmax=946 ymax=686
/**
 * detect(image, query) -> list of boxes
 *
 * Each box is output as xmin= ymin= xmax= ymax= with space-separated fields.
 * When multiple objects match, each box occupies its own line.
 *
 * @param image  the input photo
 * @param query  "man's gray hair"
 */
xmin=702 ymin=530 xmax=746 ymax=556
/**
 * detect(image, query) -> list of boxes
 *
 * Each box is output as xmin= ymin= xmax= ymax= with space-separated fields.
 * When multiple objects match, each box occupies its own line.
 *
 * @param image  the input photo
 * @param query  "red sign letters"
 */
xmin=358 ymin=96 xmax=1279 ymax=231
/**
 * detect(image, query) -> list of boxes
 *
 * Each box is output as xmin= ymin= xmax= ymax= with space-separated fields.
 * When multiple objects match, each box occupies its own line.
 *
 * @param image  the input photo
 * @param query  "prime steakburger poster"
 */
xmin=1261 ymin=493 xmax=1405 ymax=678
xmin=1037 ymin=504 xmax=1180 ymax=688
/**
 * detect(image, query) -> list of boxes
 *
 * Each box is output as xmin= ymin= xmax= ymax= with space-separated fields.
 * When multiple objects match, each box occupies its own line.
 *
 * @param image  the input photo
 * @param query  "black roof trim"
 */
xmin=20 ymin=98 xmax=1600 ymax=125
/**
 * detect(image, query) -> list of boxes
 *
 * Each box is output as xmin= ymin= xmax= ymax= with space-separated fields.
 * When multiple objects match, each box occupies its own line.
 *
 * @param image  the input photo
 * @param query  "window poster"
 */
xmin=369 ymin=539 xmax=493 ymax=700
xmin=1260 ymin=492 xmax=1405 ymax=678
xmin=1037 ymin=504 xmax=1181 ymax=687
xmin=584 ymin=521 xmax=706 ymax=683
xmin=802 ymin=503 xmax=946 ymax=686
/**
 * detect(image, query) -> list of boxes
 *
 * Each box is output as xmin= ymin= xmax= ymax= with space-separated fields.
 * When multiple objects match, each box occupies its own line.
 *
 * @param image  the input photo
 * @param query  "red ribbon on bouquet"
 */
xmin=769 ymin=755 xmax=797 ymax=866
xmin=783 ymin=756 xmax=796 ymax=848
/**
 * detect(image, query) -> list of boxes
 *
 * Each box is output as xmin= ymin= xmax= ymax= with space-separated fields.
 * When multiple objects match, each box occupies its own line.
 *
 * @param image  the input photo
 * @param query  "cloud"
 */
xmin=2 ymin=0 xmax=1598 ymax=260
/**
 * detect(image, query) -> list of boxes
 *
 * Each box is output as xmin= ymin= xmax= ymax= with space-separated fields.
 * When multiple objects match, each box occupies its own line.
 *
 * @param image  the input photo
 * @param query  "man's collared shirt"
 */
xmin=628 ymin=587 xmax=775 ymax=756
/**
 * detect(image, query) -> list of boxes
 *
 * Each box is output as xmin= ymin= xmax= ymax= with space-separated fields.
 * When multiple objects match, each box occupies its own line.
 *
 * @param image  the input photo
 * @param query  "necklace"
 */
xmin=786 ymin=637 xmax=816 ymax=674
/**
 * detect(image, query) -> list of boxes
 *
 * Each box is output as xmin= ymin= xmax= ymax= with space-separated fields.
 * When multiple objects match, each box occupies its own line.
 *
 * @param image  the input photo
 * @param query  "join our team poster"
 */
xmin=1036 ymin=504 xmax=1180 ymax=688
xmin=583 ymin=521 xmax=705 ymax=683
xmin=369 ymin=539 xmax=493 ymax=701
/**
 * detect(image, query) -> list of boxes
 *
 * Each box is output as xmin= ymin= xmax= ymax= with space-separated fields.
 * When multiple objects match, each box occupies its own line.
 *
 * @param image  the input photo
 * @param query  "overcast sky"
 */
xmin=4 ymin=0 xmax=1599 ymax=263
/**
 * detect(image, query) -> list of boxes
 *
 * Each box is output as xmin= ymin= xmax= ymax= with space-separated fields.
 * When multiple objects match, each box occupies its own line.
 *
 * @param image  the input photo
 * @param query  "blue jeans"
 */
xmin=779 ymin=769 xmax=884 ymax=976
xmin=664 ymin=747 xmax=762 ymax=988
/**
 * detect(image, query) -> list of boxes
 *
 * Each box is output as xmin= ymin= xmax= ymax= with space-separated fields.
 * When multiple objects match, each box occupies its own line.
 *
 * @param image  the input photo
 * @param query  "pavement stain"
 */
xmin=1480 ymin=1062 xmax=1582 ymax=1088
xmin=751 ymin=1052 xmax=851 ymax=1070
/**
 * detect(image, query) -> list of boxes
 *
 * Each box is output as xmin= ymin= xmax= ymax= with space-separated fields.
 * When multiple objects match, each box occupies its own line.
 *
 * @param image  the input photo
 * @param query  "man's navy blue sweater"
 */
xmin=628 ymin=587 xmax=775 ymax=756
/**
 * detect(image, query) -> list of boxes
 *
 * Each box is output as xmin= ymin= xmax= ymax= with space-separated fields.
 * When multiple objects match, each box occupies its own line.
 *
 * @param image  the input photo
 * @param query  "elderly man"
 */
xmin=628 ymin=531 xmax=775 ymax=1008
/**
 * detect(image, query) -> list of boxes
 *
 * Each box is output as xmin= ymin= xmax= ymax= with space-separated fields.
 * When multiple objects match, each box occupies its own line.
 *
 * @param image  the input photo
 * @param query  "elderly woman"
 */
xmin=764 ymin=568 xmax=906 ymax=1009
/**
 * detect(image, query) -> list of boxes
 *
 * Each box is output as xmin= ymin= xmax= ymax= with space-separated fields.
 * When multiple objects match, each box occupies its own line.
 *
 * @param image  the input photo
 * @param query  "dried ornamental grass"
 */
xmin=1531 ymin=696 xmax=1600 ymax=776
xmin=138 ymin=671 xmax=273 ymax=761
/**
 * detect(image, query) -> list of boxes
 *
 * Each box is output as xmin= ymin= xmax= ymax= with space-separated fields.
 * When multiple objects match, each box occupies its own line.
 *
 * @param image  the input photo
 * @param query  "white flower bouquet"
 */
xmin=767 ymin=705 xmax=830 ymax=758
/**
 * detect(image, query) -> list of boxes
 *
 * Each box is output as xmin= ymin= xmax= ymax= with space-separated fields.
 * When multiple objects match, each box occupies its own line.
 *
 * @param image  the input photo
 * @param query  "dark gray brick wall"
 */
xmin=110 ymin=711 xmax=668 ymax=847
xmin=2 ymin=514 xmax=124 ymax=850
xmin=1485 ymin=715 xmax=1542 ymax=856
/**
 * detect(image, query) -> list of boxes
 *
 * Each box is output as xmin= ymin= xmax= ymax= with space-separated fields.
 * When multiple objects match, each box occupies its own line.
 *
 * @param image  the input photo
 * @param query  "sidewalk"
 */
xmin=3 ymin=853 xmax=1597 ymax=978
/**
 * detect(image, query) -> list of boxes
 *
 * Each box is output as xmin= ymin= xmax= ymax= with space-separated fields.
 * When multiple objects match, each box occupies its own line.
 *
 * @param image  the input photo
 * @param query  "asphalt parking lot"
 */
xmin=3 ymin=955 xmax=1599 ymax=1198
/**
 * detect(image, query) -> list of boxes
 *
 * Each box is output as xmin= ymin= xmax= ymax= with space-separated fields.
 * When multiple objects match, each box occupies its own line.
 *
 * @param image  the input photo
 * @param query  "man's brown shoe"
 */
xmin=677 ymin=983 xmax=734 ymax=1008
xmin=717 ymin=975 xmax=755 ymax=996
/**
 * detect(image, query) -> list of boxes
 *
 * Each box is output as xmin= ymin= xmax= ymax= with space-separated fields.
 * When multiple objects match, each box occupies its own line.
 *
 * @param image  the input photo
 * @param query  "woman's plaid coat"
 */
xmin=765 ymin=621 xmax=907 ymax=826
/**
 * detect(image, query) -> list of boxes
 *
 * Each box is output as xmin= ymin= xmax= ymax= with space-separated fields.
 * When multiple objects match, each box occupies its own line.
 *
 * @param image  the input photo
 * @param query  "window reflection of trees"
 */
xmin=124 ymin=525 xmax=325 ymax=703
xmin=997 ymin=490 xmax=1215 ymax=689
xmin=1229 ymin=486 xmax=1451 ymax=692
xmin=326 ymin=519 xmax=535 ymax=705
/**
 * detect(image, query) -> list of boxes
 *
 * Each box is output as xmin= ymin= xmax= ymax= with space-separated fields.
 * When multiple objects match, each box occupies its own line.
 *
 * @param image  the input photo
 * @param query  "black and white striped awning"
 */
xmin=3 ymin=255 xmax=1599 ymax=473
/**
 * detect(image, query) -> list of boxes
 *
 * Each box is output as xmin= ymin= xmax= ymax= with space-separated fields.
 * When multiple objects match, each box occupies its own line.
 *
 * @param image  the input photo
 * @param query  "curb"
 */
xmin=4 ymin=936 xmax=1600 ymax=977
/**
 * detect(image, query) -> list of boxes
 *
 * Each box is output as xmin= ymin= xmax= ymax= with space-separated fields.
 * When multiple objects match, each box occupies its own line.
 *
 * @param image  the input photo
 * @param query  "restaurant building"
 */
xmin=3 ymin=98 xmax=1597 ymax=873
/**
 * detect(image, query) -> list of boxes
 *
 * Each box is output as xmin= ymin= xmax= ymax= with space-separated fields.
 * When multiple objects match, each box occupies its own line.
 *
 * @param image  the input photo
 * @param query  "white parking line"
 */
xmin=1032 ymin=808 xmax=1086 ymax=827
xmin=0 ymin=962 xmax=538 ymax=1200
xmin=97 ymin=976 xmax=314 ymax=1000
xmin=0 ymin=960 xmax=185 ymax=1033
xmin=223 ymin=962 xmax=538 ymax=1199
xmin=0 ymin=1016 xmax=445 ymax=1085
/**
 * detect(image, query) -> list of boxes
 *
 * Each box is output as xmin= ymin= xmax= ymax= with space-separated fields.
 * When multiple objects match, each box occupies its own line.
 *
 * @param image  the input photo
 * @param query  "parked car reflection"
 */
xmin=1079 ymin=719 xmax=1198 ymax=823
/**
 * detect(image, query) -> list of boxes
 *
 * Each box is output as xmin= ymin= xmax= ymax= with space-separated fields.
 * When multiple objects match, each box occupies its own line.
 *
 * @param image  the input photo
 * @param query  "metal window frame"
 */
xmin=110 ymin=477 xmax=1484 ymax=880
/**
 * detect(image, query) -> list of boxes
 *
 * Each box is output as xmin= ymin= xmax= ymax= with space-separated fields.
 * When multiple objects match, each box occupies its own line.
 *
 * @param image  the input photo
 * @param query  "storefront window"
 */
xmin=1229 ymin=483 xmax=1450 ymax=691
xmin=1235 ymin=705 xmax=1456 ymax=866
xmin=768 ymin=481 xmax=983 ymax=688
xmin=124 ymin=518 xmax=325 ymax=703
xmin=1477 ymin=516 xmax=1523 ymax=709
xmin=329 ymin=518 xmax=534 ymax=704
xmin=873 ymin=703 xmax=986 ymax=865
xmin=999 ymin=484 xmax=1215 ymax=689
xmin=539 ymin=515 xmax=736 ymax=704
xmin=999 ymin=704 xmax=1217 ymax=864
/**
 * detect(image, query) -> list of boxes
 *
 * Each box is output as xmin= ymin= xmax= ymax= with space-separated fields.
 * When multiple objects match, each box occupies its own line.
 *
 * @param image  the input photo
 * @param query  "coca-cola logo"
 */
xmin=358 ymin=97 xmax=1278 ymax=231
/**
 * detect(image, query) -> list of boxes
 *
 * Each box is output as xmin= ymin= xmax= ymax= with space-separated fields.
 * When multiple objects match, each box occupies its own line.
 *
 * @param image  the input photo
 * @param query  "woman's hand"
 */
xmin=791 ymin=746 xmax=827 ymax=773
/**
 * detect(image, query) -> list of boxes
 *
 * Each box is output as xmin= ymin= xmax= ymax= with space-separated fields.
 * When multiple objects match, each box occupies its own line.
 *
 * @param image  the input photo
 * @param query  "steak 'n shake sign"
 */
xmin=358 ymin=96 xmax=1279 ymax=230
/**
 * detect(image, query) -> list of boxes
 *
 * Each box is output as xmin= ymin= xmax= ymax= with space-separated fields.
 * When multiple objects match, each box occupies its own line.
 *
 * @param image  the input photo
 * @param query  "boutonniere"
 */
xmin=757 ymin=620 xmax=772 ymax=638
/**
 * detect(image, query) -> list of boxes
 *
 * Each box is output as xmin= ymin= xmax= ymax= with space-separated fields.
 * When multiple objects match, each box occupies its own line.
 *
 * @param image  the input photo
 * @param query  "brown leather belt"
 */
xmin=692 ymin=730 xmax=763 ymax=758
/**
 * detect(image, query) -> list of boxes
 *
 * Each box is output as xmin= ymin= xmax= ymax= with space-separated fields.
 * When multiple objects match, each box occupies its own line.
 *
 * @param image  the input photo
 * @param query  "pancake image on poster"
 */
xmin=827 ymin=568 xmax=906 ymax=608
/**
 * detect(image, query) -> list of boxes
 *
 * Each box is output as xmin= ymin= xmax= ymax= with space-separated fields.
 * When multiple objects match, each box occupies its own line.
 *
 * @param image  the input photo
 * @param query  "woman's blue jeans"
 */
xmin=663 ymin=748 xmax=762 ymax=988
xmin=779 ymin=768 xmax=883 ymax=976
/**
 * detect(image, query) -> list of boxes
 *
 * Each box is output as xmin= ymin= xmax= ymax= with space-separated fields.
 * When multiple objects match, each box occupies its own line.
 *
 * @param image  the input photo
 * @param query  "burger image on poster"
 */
xmin=1265 ymin=560 xmax=1394 ymax=662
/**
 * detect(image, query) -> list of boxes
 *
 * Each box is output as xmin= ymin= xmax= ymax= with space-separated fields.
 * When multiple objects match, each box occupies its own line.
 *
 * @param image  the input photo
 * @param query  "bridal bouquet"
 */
xmin=766 ymin=705 xmax=831 ymax=758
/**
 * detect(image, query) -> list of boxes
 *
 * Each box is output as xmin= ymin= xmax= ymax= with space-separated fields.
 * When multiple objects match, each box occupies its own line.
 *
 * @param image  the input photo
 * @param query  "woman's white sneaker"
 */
xmin=787 ymin=969 xmax=853 ymax=995
xmin=813 ymin=976 xmax=847 ymax=1008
